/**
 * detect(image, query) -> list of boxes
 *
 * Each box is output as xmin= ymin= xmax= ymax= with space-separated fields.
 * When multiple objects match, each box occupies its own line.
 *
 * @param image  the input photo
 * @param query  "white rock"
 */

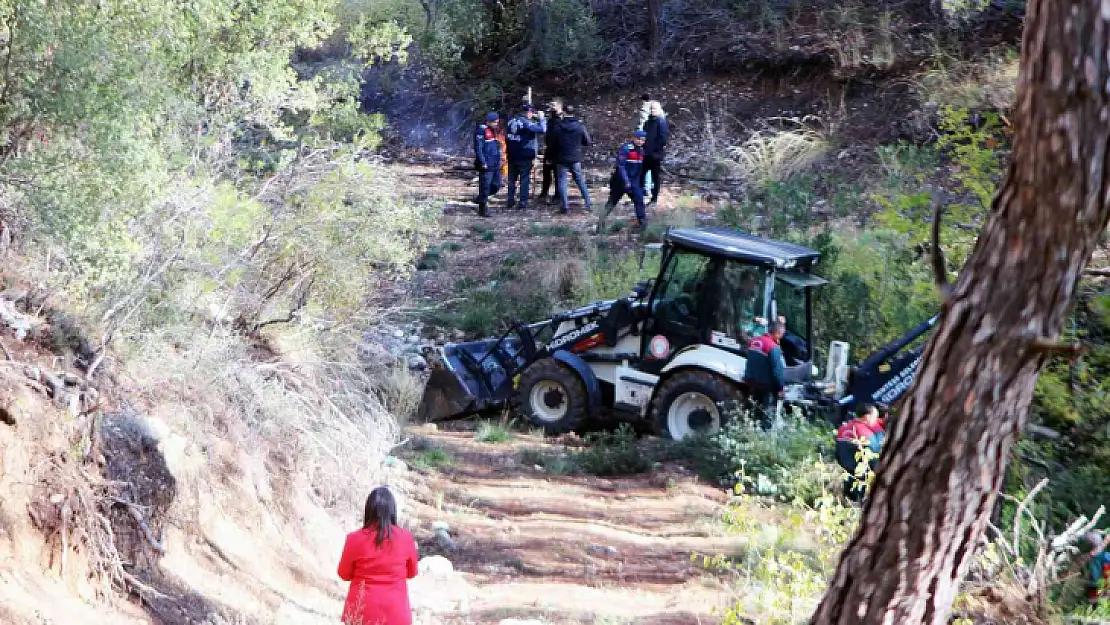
xmin=499 ymin=620 xmax=546 ymax=625
xmin=418 ymin=555 xmax=454 ymax=576
xmin=392 ymin=329 xmax=405 ymax=339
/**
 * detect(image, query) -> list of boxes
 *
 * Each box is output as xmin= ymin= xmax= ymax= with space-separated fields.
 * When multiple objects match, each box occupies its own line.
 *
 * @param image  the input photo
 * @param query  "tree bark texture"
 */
xmin=811 ymin=2 xmax=1110 ymax=624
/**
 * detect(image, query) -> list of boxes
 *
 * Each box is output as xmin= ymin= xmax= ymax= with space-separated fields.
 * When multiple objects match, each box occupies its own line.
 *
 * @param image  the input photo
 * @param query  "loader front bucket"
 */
xmin=416 ymin=334 xmax=532 ymax=422
xmin=417 ymin=366 xmax=478 ymax=422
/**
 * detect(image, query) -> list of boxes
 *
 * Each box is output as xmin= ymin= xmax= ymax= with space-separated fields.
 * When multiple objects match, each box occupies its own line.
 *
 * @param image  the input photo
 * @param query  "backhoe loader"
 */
xmin=417 ymin=227 xmax=937 ymax=440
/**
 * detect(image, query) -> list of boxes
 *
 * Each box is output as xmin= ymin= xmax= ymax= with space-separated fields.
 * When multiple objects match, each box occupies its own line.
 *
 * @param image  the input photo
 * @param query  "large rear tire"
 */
xmin=651 ymin=370 xmax=746 ymax=441
xmin=516 ymin=358 xmax=588 ymax=435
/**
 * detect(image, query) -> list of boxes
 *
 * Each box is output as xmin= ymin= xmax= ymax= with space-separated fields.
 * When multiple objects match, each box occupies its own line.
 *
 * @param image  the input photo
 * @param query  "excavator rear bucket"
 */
xmin=416 ymin=328 xmax=539 ymax=422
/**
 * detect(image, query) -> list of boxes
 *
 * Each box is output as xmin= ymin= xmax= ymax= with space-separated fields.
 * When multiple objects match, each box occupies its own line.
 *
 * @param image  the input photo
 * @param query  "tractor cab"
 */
xmin=641 ymin=228 xmax=827 ymax=381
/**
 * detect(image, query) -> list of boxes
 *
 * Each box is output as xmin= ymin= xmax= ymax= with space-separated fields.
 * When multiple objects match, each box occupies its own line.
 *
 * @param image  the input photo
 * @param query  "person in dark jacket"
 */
xmin=600 ymin=130 xmax=647 ymax=229
xmin=640 ymin=101 xmax=669 ymax=204
xmin=505 ymin=103 xmax=546 ymax=210
xmin=473 ymin=111 xmax=502 ymax=217
xmin=550 ymin=106 xmax=592 ymax=214
xmin=538 ymin=99 xmax=563 ymax=203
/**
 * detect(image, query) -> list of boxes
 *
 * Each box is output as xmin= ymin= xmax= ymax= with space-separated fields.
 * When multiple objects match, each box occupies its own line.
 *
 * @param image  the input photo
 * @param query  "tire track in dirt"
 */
xmin=401 ymin=429 xmax=750 ymax=624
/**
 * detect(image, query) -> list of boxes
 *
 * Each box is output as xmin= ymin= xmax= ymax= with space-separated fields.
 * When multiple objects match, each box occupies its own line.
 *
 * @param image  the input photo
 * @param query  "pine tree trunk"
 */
xmin=648 ymin=0 xmax=662 ymax=53
xmin=811 ymin=1 xmax=1110 ymax=623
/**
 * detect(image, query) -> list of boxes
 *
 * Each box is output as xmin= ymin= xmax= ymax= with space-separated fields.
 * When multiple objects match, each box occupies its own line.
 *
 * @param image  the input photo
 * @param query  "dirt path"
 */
xmin=401 ymin=425 xmax=751 ymax=625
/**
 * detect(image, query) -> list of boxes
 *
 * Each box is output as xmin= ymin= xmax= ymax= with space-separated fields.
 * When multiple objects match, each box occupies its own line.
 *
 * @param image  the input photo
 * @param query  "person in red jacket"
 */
xmin=835 ymin=404 xmax=886 ymax=502
xmin=338 ymin=487 xmax=419 ymax=625
xmin=748 ymin=319 xmax=787 ymax=354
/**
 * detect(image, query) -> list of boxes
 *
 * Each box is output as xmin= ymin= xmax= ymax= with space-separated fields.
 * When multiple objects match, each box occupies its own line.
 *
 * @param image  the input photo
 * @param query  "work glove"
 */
xmin=537 ymin=111 xmax=545 ymax=120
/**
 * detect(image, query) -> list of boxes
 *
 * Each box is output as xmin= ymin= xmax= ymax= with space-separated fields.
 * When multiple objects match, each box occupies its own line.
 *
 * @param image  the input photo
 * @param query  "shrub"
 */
xmin=678 ymin=412 xmax=838 ymax=504
xmin=573 ymin=424 xmax=654 ymax=476
xmin=408 ymin=448 xmax=452 ymax=469
xmin=699 ymin=476 xmax=860 ymax=624
xmin=474 ymin=419 xmax=513 ymax=443
xmin=519 ymin=447 xmax=578 ymax=476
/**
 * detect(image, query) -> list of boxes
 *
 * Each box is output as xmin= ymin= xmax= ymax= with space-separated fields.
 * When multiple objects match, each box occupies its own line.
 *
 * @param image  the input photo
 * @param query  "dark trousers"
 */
xmin=540 ymin=158 xmax=557 ymax=198
xmin=477 ymin=165 xmax=502 ymax=207
xmin=836 ymin=440 xmax=877 ymax=502
xmin=605 ymin=175 xmax=645 ymax=221
xmin=640 ymin=155 xmax=663 ymax=201
xmin=556 ymin=162 xmax=591 ymax=212
xmin=507 ymin=159 xmax=534 ymax=208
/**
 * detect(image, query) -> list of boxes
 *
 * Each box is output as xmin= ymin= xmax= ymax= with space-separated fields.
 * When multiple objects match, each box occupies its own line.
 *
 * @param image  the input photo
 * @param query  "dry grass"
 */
xmin=539 ymin=258 xmax=590 ymax=304
xmin=122 ymin=326 xmax=399 ymax=514
xmin=915 ymin=51 xmax=1019 ymax=111
xmin=729 ymin=128 xmax=828 ymax=190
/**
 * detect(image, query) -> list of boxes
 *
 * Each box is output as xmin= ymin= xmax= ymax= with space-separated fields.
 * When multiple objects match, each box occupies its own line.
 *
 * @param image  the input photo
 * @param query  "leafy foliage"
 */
xmin=875 ymin=106 xmax=1010 ymax=273
xmin=1 ymin=0 xmax=434 ymax=338
xmin=574 ymin=424 xmax=654 ymax=476
xmin=699 ymin=468 xmax=860 ymax=624
xmin=678 ymin=413 xmax=840 ymax=505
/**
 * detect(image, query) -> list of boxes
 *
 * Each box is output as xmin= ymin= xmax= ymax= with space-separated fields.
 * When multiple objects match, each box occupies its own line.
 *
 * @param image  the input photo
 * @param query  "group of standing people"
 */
xmin=473 ymin=94 xmax=670 ymax=229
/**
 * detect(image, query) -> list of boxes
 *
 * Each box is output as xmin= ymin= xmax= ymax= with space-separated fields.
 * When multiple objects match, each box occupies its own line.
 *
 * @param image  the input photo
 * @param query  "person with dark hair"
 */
xmin=537 ymin=98 xmax=564 ymax=203
xmin=338 ymin=487 xmax=419 ymax=625
xmin=640 ymin=101 xmax=669 ymax=205
xmin=549 ymin=104 xmax=593 ymax=214
xmin=749 ymin=319 xmax=786 ymax=355
xmin=600 ymin=130 xmax=647 ymax=230
xmin=473 ymin=111 xmax=502 ymax=217
xmin=505 ymin=103 xmax=546 ymax=210
xmin=835 ymin=404 xmax=886 ymax=502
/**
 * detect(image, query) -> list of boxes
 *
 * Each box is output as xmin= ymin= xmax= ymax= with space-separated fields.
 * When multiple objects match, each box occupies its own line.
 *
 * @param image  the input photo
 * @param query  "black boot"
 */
xmin=478 ymin=202 xmax=489 ymax=217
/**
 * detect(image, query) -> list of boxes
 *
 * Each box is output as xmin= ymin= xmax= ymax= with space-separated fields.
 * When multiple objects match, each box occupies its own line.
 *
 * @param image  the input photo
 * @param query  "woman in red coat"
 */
xmin=338 ymin=487 xmax=419 ymax=625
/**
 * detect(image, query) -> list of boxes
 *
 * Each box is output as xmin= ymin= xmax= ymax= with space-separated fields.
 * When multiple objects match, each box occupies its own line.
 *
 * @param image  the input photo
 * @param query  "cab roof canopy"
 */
xmin=665 ymin=227 xmax=821 ymax=270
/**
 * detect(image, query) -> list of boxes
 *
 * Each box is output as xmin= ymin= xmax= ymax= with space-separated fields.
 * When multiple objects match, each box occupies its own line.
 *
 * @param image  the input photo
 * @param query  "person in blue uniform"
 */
xmin=505 ymin=104 xmax=546 ymax=210
xmin=473 ymin=112 xmax=502 ymax=217
xmin=600 ymin=130 xmax=648 ymax=229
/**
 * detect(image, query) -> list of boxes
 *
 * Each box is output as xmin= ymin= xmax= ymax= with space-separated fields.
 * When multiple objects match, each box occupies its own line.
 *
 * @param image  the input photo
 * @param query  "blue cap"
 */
xmin=521 ymin=103 xmax=535 ymax=111
xmin=633 ymin=130 xmax=647 ymax=138
xmin=486 ymin=112 xmax=499 ymax=121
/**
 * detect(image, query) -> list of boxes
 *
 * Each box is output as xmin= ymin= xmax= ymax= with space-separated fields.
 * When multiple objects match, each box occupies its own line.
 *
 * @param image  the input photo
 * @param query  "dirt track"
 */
xmin=402 ymin=425 xmax=747 ymax=624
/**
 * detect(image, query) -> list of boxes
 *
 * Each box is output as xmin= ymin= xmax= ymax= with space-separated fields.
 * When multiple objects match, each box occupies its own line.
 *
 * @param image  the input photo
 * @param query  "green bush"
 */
xmin=474 ymin=419 xmax=513 ymax=443
xmin=574 ymin=424 xmax=654 ymax=476
xmin=678 ymin=414 xmax=838 ymax=504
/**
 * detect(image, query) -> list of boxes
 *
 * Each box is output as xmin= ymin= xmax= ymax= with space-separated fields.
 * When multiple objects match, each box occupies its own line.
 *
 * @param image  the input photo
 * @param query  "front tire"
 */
xmin=516 ymin=358 xmax=588 ymax=435
xmin=651 ymin=371 xmax=745 ymax=441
